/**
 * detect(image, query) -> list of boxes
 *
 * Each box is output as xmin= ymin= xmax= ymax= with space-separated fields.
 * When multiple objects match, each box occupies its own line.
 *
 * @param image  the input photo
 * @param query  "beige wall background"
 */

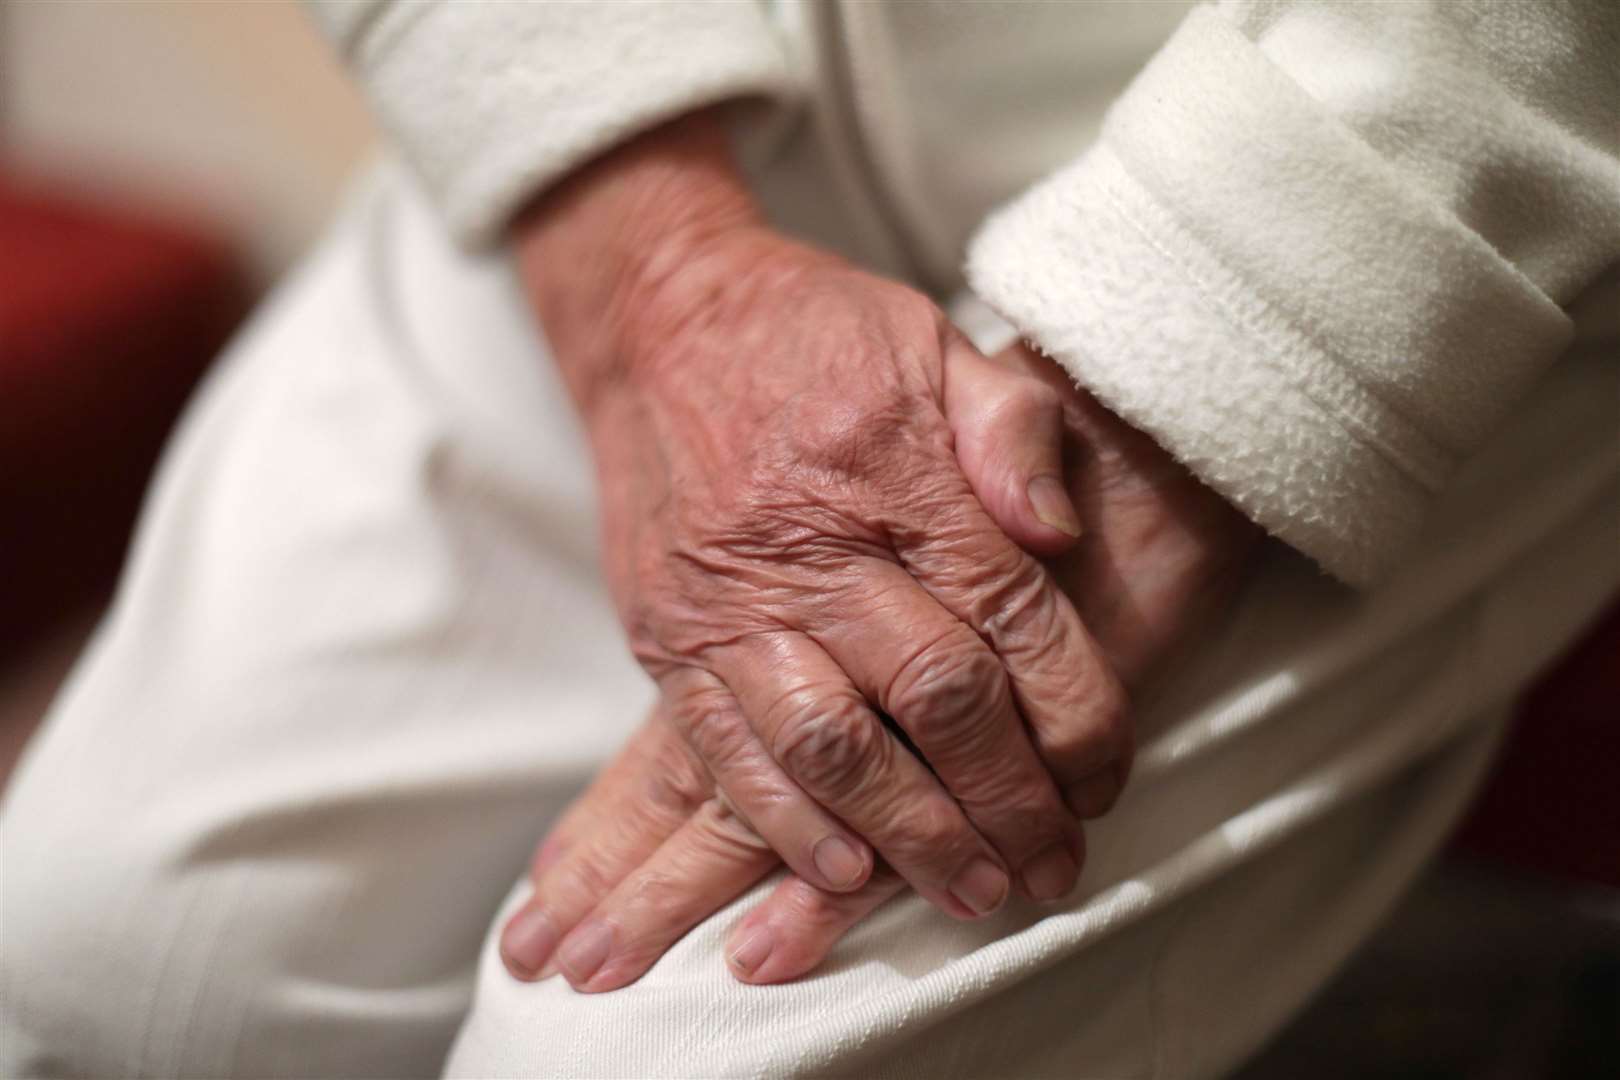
xmin=4 ymin=0 xmax=377 ymax=280
xmin=0 ymin=2 xmax=380 ymax=778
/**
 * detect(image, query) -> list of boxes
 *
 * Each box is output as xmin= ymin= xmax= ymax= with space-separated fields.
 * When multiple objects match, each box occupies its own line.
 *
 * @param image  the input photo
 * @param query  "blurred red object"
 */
xmin=1450 ymin=599 xmax=1620 ymax=889
xmin=0 ymin=177 xmax=250 ymax=662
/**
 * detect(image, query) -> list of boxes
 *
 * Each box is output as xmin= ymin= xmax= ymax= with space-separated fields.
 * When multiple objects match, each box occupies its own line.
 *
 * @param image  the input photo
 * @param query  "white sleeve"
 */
xmin=965 ymin=1 xmax=1620 ymax=586
xmin=304 ymin=0 xmax=795 ymax=246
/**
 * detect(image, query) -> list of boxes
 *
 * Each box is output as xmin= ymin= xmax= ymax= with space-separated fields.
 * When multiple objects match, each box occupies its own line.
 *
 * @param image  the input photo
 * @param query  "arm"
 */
xmin=969 ymin=0 xmax=1620 ymax=586
xmin=309 ymin=1 xmax=1136 ymax=938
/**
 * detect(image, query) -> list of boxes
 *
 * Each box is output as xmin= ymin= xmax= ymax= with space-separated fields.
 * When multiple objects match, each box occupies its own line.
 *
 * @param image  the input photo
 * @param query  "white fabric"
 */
xmin=304 ymin=0 xmax=795 ymax=245
xmin=304 ymin=0 xmax=1620 ymax=585
xmin=2 ymin=161 xmax=651 ymax=1078
xmin=966 ymin=1 xmax=1619 ymax=585
xmin=3 ymin=159 xmax=1617 ymax=1079
xmin=7 ymin=2 xmax=1619 ymax=1073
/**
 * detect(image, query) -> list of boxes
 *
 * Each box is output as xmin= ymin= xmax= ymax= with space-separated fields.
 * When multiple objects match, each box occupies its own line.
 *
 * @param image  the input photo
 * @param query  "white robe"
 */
xmin=308 ymin=0 xmax=1620 ymax=584
xmin=2 ymin=154 xmax=1614 ymax=1078
xmin=3 ymin=2 xmax=1617 ymax=1076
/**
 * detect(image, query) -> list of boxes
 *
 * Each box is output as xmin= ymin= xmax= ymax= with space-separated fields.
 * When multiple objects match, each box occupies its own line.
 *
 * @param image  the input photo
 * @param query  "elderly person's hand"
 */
xmin=514 ymin=106 xmax=1131 ymax=935
xmin=499 ymin=342 xmax=1262 ymax=991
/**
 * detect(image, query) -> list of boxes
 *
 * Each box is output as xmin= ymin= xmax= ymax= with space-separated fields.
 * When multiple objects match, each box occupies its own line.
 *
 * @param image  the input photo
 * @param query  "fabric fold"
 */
xmin=967 ymin=5 xmax=1581 ymax=586
xmin=308 ymin=0 xmax=796 ymax=245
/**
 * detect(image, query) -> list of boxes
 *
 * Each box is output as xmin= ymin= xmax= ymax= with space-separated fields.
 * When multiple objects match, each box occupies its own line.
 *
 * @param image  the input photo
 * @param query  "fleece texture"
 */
xmin=968 ymin=2 xmax=1618 ymax=584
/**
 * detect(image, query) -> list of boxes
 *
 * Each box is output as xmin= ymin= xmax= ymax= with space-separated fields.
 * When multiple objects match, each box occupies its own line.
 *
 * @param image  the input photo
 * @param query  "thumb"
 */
xmin=943 ymin=334 xmax=1081 ymax=559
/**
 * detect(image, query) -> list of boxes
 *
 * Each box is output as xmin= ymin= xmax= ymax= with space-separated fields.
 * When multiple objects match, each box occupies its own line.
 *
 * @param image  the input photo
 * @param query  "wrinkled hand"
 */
xmin=501 ymin=342 xmax=1262 ymax=991
xmin=516 ymin=110 xmax=1129 ymax=939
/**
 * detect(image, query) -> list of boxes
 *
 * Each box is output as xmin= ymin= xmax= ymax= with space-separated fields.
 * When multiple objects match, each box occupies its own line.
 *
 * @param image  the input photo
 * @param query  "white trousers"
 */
xmin=3 ymin=161 xmax=1616 ymax=1079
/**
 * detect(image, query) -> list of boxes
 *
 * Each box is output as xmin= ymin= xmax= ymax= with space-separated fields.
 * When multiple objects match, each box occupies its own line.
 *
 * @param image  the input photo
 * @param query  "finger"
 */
xmin=725 ymin=864 xmax=907 ymax=985
xmin=805 ymin=561 xmax=1085 ymax=902
xmin=888 ymin=460 xmax=1133 ymax=817
xmin=661 ymin=667 xmax=874 ymax=894
xmin=523 ymin=753 xmax=642 ymax=883
xmin=528 ymin=717 xmax=692 ymax=884
xmin=988 ymin=337 xmax=1078 ymax=393
xmin=499 ymin=720 xmax=704 ymax=980
xmin=528 ymin=832 xmax=569 ymax=879
xmin=714 ymin=630 xmax=1014 ymax=919
xmin=554 ymin=798 xmax=779 ymax=993
xmin=944 ymin=337 xmax=1080 ymax=559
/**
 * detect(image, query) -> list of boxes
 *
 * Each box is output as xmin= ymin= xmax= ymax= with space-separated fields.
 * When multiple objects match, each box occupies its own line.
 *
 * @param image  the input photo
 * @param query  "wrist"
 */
xmin=512 ymin=107 xmax=767 ymax=414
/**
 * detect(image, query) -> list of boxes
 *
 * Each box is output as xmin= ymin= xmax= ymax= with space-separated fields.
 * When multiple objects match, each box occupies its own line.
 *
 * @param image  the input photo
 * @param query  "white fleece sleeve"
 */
xmin=305 ymin=0 xmax=794 ymax=246
xmin=966 ymin=1 xmax=1620 ymax=586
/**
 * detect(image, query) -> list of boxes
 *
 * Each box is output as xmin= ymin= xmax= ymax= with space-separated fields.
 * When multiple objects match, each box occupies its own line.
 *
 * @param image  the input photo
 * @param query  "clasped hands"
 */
xmin=498 ymin=111 xmax=1258 ymax=992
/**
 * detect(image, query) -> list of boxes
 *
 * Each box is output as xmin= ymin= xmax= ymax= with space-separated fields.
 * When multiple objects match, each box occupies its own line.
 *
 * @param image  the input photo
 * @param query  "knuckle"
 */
xmin=641 ymin=730 xmax=713 ymax=820
xmin=883 ymin=798 xmax=970 ymax=868
xmin=696 ymin=795 xmax=772 ymax=855
xmin=548 ymin=851 xmax=615 ymax=909
xmin=1020 ymin=376 xmax=1064 ymax=415
xmin=781 ymin=886 xmax=848 ymax=931
xmin=897 ymin=286 xmax=944 ymax=326
xmin=770 ymin=690 xmax=886 ymax=797
xmin=986 ymin=375 xmax=1062 ymax=432
xmin=617 ymin=867 xmax=680 ymax=924
xmin=972 ymin=783 xmax=1068 ymax=838
xmin=890 ymin=640 xmax=1008 ymax=754
xmin=776 ymin=879 xmax=864 ymax=933
xmin=1045 ymin=683 xmax=1132 ymax=779
xmin=978 ymin=557 xmax=1061 ymax=644
xmin=878 ymin=286 xmax=946 ymax=346
xmin=1086 ymin=676 xmax=1132 ymax=757
xmin=808 ymin=400 xmax=910 ymax=477
xmin=675 ymin=693 xmax=751 ymax=769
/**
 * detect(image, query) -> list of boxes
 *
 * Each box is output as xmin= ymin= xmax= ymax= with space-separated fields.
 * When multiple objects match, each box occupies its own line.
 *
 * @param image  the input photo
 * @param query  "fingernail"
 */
xmin=727 ymin=926 xmax=775 ymax=976
xmin=1028 ymin=475 xmax=1081 ymax=538
xmin=1020 ymin=844 xmax=1078 ymax=903
xmin=500 ymin=906 xmax=557 ymax=979
xmin=948 ymin=858 xmax=1010 ymax=916
xmin=813 ymin=836 xmax=865 ymax=889
xmin=556 ymin=919 xmax=613 ymax=986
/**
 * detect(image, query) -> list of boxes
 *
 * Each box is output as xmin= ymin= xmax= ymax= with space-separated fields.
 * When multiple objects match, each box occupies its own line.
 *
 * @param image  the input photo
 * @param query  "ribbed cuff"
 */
xmin=966 ymin=5 xmax=1569 ymax=586
xmin=334 ymin=0 xmax=794 ymax=246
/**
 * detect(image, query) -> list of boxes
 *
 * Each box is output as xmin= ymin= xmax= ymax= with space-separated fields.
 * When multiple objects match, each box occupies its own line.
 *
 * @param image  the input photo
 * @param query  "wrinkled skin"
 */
xmin=516 ymin=108 xmax=1134 ymax=954
xmin=501 ymin=341 xmax=1262 ymax=992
